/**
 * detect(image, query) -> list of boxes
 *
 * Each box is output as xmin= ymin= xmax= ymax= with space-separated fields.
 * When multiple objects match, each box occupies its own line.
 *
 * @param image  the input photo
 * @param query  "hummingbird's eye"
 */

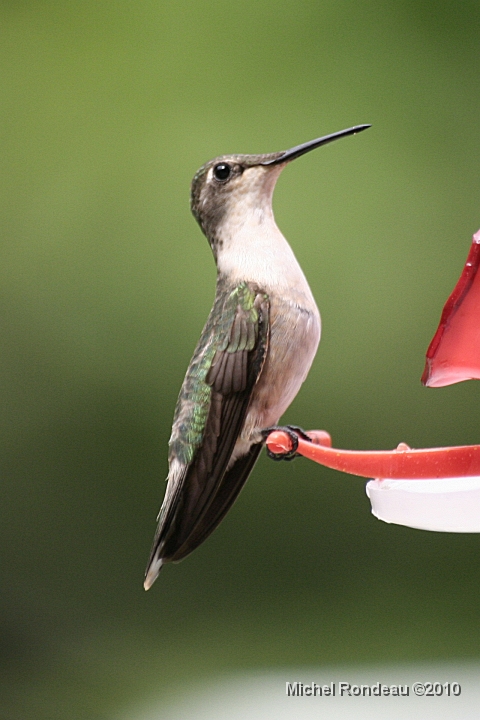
xmin=213 ymin=163 xmax=231 ymax=182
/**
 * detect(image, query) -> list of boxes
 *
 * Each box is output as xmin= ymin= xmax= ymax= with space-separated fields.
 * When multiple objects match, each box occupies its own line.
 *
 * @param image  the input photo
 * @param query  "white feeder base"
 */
xmin=366 ymin=476 xmax=480 ymax=532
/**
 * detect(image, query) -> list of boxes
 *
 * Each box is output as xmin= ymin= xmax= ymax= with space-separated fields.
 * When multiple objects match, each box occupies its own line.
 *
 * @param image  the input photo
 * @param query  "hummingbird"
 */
xmin=144 ymin=124 xmax=370 ymax=589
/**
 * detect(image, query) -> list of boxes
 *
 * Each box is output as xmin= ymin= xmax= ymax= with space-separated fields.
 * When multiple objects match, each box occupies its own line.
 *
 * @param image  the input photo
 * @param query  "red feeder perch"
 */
xmin=265 ymin=229 xmax=480 ymax=532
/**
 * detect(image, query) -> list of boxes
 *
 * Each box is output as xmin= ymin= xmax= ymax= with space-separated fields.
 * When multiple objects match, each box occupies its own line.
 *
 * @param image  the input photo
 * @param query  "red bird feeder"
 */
xmin=265 ymin=229 xmax=480 ymax=532
xmin=423 ymin=229 xmax=480 ymax=387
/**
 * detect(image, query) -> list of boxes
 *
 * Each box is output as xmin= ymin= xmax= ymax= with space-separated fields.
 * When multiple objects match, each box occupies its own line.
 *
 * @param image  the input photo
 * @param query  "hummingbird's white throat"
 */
xmin=215 ymin=164 xmax=316 ymax=300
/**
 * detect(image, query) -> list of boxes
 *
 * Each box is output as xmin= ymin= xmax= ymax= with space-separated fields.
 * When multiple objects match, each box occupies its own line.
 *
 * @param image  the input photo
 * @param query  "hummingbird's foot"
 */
xmin=285 ymin=425 xmax=312 ymax=442
xmin=262 ymin=425 xmax=311 ymax=461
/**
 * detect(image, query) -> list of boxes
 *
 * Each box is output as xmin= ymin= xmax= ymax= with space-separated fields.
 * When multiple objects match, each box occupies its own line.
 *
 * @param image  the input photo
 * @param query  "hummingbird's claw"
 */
xmin=263 ymin=425 xmax=311 ymax=461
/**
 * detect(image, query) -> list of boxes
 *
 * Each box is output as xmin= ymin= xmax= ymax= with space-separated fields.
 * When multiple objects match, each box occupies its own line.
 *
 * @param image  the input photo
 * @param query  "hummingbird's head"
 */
xmin=190 ymin=153 xmax=282 ymax=254
xmin=190 ymin=125 xmax=371 ymax=259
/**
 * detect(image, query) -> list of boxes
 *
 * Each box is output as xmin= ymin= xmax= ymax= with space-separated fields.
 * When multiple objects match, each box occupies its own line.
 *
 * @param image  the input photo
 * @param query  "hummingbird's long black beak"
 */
xmin=261 ymin=124 xmax=371 ymax=166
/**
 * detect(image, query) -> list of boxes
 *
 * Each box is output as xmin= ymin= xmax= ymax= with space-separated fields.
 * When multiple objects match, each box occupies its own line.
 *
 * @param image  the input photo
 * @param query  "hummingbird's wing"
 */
xmin=144 ymin=282 xmax=269 ymax=586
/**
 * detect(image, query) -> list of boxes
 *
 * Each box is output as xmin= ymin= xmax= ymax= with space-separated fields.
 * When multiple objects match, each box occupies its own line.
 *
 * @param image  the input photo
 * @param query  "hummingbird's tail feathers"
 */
xmin=170 ymin=442 xmax=263 ymax=563
xmin=143 ymin=458 xmax=188 ymax=589
xmin=143 ymin=554 xmax=164 ymax=590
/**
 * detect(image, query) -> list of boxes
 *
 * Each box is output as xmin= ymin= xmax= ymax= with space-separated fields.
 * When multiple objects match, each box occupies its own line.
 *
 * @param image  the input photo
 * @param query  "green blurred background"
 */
xmin=2 ymin=1 xmax=480 ymax=717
